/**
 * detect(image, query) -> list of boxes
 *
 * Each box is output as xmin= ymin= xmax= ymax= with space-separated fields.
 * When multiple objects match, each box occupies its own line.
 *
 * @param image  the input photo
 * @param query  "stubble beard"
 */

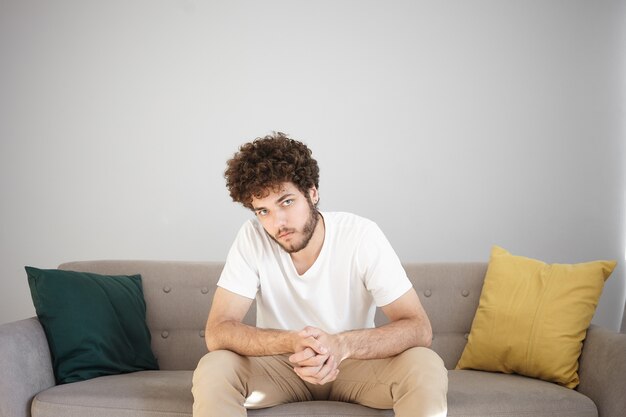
xmin=269 ymin=198 xmax=319 ymax=254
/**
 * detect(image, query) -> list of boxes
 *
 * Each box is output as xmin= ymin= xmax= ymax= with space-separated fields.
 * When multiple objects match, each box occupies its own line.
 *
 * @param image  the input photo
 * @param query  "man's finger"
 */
xmin=294 ymin=336 xmax=327 ymax=356
xmin=301 ymin=326 xmax=323 ymax=338
xmin=302 ymin=355 xmax=335 ymax=384
xmin=292 ymin=353 xmax=331 ymax=378
xmin=291 ymin=352 xmax=327 ymax=367
xmin=306 ymin=337 xmax=328 ymax=354
xmin=313 ymin=355 xmax=335 ymax=380
xmin=319 ymin=368 xmax=340 ymax=385
xmin=294 ymin=368 xmax=324 ymax=385
xmin=289 ymin=347 xmax=316 ymax=364
xmin=293 ymin=365 xmax=320 ymax=380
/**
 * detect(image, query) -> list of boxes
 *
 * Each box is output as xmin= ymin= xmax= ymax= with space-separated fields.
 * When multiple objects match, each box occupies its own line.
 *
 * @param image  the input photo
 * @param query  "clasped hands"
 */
xmin=289 ymin=326 xmax=346 ymax=385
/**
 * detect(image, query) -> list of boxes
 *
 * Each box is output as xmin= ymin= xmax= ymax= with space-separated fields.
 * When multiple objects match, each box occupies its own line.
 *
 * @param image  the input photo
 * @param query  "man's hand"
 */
xmin=289 ymin=327 xmax=348 ymax=385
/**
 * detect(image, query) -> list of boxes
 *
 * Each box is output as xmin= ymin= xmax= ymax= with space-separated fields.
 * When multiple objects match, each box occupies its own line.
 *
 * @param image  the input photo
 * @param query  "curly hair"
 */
xmin=225 ymin=132 xmax=320 ymax=210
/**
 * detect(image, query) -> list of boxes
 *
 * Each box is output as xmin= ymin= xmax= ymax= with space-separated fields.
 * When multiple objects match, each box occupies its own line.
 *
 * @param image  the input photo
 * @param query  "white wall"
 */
xmin=1 ymin=0 xmax=625 ymax=330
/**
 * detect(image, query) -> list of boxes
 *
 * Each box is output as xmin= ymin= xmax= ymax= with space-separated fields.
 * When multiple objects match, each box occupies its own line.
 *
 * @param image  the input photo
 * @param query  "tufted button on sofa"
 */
xmin=0 ymin=260 xmax=625 ymax=417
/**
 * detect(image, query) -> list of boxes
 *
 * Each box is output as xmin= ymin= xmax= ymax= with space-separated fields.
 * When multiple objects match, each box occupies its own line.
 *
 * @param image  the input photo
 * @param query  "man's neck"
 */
xmin=290 ymin=213 xmax=325 ymax=274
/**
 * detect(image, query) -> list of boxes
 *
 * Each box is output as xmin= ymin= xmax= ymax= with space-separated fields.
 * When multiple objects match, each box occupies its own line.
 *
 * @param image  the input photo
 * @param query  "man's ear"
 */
xmin=309 ymin=187 xmax=319 ymax=205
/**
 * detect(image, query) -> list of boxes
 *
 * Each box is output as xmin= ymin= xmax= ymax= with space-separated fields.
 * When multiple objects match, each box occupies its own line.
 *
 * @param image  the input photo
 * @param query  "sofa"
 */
xmin=1 ymin=260 xmax=625 ymax=417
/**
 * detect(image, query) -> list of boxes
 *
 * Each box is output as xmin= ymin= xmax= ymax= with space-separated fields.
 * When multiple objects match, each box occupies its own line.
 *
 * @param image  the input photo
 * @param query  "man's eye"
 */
xmin=283 ymin=199 xmax=293 ymax=206
xmin=257 ymin=209 xmax=268 ymax=216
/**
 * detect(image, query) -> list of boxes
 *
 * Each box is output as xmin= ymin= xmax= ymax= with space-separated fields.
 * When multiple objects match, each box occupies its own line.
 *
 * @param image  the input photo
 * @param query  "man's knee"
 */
xmin=192 ymin=351 xmax=249 ymax=416
xmin=389 ymin=348 xmax=447 ymax=417
xmin=395 ymin=347 xmax=447 ymax=385
xmin=193 ymin=350 xmax=248 ymax=388
xmin=398 ymin=347 xmax=445 ymax=366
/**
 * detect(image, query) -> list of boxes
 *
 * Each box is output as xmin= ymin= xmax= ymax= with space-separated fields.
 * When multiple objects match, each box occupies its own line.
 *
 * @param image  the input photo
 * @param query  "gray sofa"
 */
xmin=1 ymin=260 xmax=625 ymax=417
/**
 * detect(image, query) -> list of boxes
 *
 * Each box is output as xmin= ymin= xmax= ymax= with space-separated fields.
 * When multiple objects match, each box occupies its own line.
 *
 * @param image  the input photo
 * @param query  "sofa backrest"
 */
xmin=58 ymin=260 xmax=487 ymax=370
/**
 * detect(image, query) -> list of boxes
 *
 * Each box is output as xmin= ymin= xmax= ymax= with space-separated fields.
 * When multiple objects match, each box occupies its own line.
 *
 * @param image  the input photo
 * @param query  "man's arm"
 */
xmin=339 ymin=287 xmax=432 ymax=359
xmin=205 ymin=287 xmax=328 ymax=357
xmin=290 ymin=288 xmax=432 ymax=384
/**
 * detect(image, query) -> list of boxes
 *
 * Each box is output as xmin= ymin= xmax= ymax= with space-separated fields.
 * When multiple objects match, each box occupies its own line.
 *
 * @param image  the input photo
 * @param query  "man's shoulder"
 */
xmin=324 ymin=212 xmax=380 ymax=246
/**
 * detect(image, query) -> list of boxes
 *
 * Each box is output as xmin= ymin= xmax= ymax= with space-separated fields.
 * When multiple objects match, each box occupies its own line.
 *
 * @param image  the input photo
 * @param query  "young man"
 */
xmin=192 ymin=133 xmax=448 ymax=417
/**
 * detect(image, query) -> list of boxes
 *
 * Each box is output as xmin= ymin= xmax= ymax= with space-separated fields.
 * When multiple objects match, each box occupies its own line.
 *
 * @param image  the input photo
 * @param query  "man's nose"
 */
xmin=273 ymin=210 xmax=287 ymax=229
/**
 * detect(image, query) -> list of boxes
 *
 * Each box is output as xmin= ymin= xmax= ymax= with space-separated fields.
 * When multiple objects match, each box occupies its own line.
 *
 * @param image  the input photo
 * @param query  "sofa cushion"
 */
xmin=26 ymin=267 xmax=158 ymax=384
xmin=31 ymin=370 xmax=596 ymax=417
xmin=32 ymin=371 xmax=192 ymax=417
xmin=447 ymin=370 xmax=597 ymax=417
xmin=456 ymin=246 xmax=615 ymax=388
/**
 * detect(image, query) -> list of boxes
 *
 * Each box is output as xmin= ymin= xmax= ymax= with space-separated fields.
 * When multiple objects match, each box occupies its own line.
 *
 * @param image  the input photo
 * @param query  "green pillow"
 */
xmin=26 ymin=266 xmax=159 ymax=384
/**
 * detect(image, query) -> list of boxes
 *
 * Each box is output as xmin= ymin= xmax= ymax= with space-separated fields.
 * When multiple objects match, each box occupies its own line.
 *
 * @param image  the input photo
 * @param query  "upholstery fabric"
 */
xmin=58 ymin=261 xmax=241 ymax=371
xmin=26 ymin=267 xmax=158 ymax=384
xmin=448 ymin=370 xmax=596 ymax=417
xmin=32 ymin=371 xmax=192 ymax=417
xmin=31 ymin=369 xmax=596 ymax=417
xmin=32 ymin=259 xmax=614 ymax=417
xmin=59 ymin=261 xmax=484 ymax=372
xmin=32 ymin=371 xmax=393 ymax=417
xmin=577 ymin=325 xmax=626 ymax=417
xmin=0 ymin=318 xmax=55 ymax=417
xmin=456 ymin=246 xmax=615 ymax=388
xmin=399 ymin=262 xmax=487 ymax=368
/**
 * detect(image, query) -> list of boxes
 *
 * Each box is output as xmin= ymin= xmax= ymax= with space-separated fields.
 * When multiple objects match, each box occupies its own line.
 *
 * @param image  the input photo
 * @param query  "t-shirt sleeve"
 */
xmin=356 ymin=222 xmax=413 ymax=307
xmin=217 ymin=221 xmax=260 ymax=299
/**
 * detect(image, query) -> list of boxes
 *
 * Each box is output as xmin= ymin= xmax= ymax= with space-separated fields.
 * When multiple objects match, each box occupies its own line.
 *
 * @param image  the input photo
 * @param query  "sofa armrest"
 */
xmin=577 ymin=324 xmax=626 ymax=417
xmin=0 ymin=317 xmax=55 ymax=417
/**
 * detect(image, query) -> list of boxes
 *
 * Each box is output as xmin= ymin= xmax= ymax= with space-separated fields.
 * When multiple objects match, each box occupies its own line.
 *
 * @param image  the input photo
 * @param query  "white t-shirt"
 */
xmin=217 ymin=212 xmax=412 ymax=334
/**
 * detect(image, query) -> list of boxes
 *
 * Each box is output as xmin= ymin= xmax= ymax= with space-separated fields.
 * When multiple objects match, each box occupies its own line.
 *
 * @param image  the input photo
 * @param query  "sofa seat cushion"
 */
xmin=448 ymin=370 xmax=597 ymax=417
xmin=32 ymin=369 xmax=597 ymax=417
xmin=32 ymin=371 xmax=193 ymax=417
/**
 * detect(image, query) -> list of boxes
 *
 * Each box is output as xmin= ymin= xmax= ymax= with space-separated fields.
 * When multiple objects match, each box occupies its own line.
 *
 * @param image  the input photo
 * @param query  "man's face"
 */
xmin=251 ymin=182 xmax=319 ymax=254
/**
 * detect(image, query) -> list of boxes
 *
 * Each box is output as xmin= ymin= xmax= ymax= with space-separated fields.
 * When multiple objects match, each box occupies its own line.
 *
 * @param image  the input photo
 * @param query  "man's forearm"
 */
xmin=337 ymin=317 xmax=432 ymax=360
xmin=206 ymin=320 xmax=295 ymax=356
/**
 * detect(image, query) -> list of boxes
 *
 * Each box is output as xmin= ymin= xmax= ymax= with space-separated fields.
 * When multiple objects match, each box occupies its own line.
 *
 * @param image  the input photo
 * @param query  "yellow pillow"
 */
xmin=456 ymin=246 xmax=616 ymax=388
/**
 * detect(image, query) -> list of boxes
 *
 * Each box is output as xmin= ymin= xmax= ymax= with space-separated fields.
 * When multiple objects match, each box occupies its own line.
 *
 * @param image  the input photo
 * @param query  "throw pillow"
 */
xmin=456 ymin=246 xmax=616 ymax=388
xmin=26 ymin=266 xmax=159 ymax=384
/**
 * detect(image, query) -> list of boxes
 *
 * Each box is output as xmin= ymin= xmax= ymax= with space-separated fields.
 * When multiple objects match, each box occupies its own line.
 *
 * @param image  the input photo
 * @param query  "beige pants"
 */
xmin=192 ymin=347 xmax=448 ymax=417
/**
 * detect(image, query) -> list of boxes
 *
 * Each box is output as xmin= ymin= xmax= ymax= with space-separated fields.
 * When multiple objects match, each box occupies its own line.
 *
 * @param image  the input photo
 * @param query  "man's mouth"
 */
xmin=277 ymin=230 xmax=294 ymax=239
